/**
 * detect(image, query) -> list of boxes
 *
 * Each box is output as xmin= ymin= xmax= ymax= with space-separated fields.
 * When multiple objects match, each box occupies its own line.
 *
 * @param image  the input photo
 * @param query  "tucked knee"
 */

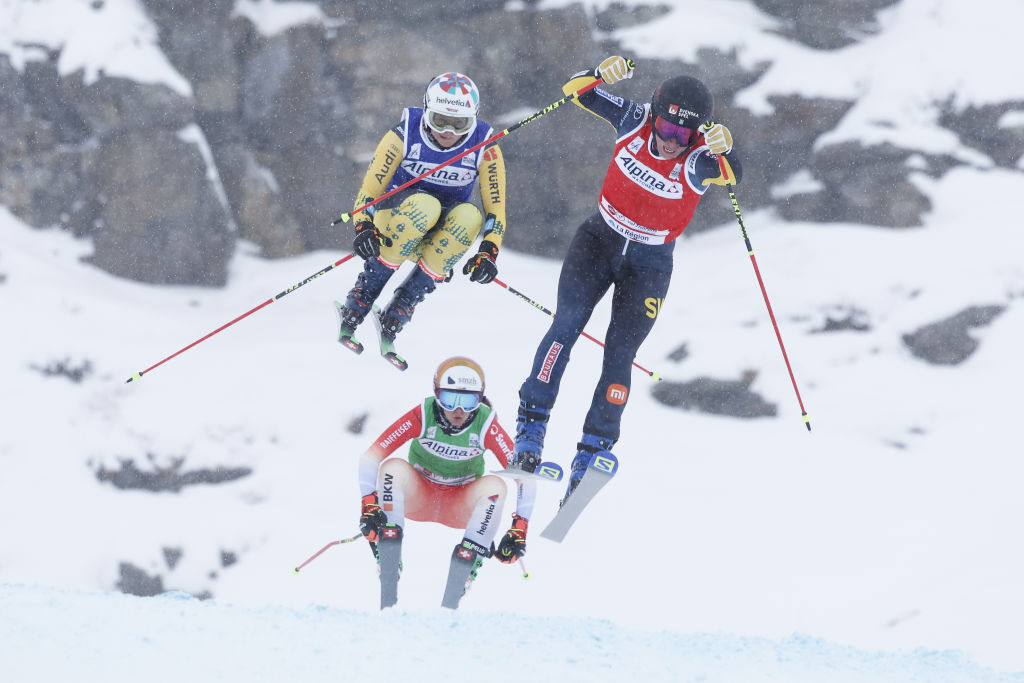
xmin=378 ymin=458 xmax=414 ymax=487
xmin=396 ymin=193 xmax=442 ymax=229
xmin=474 ymin=475 xmax=506 ymax=501
xmin=446 ymin=203 xmax=482 ymax=232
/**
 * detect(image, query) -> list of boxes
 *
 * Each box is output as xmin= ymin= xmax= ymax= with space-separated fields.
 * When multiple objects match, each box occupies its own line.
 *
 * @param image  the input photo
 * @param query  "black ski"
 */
xmin=441 ymin=540 xmax=484 ymax=609
xmin=539 ymin=452 xmax=618 ymax=543
xmin=377 ymin=523 xmax=402 ymax=609
xmin=370 ymin=304 xmax=408 ymax=371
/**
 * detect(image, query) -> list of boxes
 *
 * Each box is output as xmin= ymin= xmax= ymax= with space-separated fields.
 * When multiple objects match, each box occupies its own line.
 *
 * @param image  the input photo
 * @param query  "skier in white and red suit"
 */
xmin=357 ymin=357 xmax=536 ymax=580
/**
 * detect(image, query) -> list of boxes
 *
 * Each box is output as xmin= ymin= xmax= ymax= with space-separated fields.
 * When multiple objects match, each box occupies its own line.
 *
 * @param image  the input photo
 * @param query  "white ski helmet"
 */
xmin=433 ymin=356 xmax=485 ymax=411
xmin=423 ymin=72 xmax=480 ymax=137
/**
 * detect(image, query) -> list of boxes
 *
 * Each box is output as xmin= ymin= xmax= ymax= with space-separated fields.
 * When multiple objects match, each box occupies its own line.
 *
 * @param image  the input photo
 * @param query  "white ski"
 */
xmin=539 ymin=452 xmax=618 ymax=543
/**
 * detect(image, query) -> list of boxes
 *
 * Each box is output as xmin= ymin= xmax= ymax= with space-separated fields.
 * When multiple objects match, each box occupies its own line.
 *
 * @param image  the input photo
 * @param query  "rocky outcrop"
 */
xmin=652 ymin=370 xmax=778 ymax=418
xmin=2 ymin=0 xmax=1020 ymax=282
xmin=752 ymin=0 xmax=900 ymax=49
xmin=902 ymin=305 xmax=1006 ymax=365
xmin=96 ymin=456 xmax=252 ymax=492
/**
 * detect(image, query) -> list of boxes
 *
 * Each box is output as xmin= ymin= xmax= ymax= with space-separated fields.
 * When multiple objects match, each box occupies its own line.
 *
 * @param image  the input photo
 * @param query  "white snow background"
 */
xmin=2 ymin=0 xmax=1024 ymax=681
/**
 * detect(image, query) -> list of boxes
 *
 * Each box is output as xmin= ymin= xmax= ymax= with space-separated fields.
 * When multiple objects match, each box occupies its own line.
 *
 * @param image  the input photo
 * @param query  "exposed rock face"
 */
xmin=2 ymin=0 xmax=1022 ymax=282
xmin=652 ymin=370 xmax=778 ymax=419
xmin=902 ymin=305 xmax=1006 ymax=365
xmin=96 ymin=457 xmax=252 ymax=493
xmin=752 ymin=0 xmax=900 ymax=49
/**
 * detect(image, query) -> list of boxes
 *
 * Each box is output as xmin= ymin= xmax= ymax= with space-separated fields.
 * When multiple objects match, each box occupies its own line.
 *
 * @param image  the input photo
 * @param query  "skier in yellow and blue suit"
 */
xmin=335 ymin=72 xmax=508 ymax=367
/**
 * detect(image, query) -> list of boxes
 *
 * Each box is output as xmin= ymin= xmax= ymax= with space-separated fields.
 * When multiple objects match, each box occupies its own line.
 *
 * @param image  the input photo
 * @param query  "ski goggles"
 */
xmin=436 ymin=389 xmax=482 ymax=412
xmin=426 ymin=111 xmax=475 ymax=135
xmin=653 ymin=116 xmax=696 ymax=146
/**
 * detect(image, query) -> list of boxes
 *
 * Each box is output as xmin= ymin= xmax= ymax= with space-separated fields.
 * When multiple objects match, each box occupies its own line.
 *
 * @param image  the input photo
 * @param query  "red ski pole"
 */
xmin=333 ymin=78 xmax=608 ymax=225
xmin=493 ymin=278 xmax=662 ymax=381
xmin=704 ymin=124 xmax=811 ymax=432
xmin=126 ymin=253 xmax=357 ymax=383
xmin=291 ymin=533 xmax=364 ymax=574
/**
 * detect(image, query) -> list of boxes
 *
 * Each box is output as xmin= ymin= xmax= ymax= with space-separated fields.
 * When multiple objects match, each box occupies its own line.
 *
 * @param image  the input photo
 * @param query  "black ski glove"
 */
xmin=494 ymin=514 xmax=528 ymax=564
xmin=462 ymin=240 xmax=499 ymax=284
xmin=353 ymin=220 xmax=393 ymax=260
xmin=359 ymin=492 xmax=388 ymax=543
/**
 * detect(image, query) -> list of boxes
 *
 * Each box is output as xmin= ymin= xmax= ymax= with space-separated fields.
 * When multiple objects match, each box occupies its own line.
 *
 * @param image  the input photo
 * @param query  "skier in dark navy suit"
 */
xmin=510 ymin=56 xmax=743 ymax=502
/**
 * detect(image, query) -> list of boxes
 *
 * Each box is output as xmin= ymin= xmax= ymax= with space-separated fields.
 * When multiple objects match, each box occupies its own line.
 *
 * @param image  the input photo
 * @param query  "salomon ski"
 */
xmin=540 ymin=452 xmax=618 ymax=542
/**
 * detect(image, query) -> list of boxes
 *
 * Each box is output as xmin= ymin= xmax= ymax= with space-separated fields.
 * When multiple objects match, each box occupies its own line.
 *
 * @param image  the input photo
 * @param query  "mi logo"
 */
xmin=606 ymin=384 xmax=628 ymax=405
xmin=644 ymin=297 xmax=663 ymax=319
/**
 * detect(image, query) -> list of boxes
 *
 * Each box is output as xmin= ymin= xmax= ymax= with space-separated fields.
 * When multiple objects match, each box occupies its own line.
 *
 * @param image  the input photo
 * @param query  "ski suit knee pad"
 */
xmin=419 ymin=202 xmax=483 ymax=276
xmin=378 ymin=192 xmax=443 ymax=263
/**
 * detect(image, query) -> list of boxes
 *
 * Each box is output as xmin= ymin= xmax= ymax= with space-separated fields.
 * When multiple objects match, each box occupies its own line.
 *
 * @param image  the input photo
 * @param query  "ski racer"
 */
xmin=334 ymin=72 xmax=509 ymax=369
xmin=511 ymin=56 xmax=743 ymax=504
xmin=356 ymin=356 xmax=535 ymax=608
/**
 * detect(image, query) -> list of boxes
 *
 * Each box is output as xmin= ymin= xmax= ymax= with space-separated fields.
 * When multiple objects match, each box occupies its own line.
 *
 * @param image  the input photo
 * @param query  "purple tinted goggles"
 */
xmin=653 ymin=116 xmax=696 ymax=146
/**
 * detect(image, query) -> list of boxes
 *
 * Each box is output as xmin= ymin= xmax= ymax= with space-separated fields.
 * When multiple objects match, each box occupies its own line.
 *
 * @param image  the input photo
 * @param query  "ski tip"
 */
xmin=490 ymin=461 xmax=563 ymax=482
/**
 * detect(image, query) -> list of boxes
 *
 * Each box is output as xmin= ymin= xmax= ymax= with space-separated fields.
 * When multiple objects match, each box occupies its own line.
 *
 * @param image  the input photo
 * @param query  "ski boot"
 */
xmin=337 ymin=256 xmax=397 ymax=354
xmin=511 ymin=400 xmax=550 ymax=474
xmin=371 ymin=305 xmax=409 ymax=371
xmin=334 ymin=302 xmax=365 ymax=354
xmin=564 ymin=433 xmax=616 ymax=505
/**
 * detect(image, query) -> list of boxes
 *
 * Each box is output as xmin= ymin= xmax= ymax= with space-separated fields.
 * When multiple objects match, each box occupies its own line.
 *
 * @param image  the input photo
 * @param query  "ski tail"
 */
xmin=377 ymin=523 xmax=403 ymax=609
xmin=441 ymin=539 xmax=487 ymax=609
xmin=539 ymin=452 xmax=618 ymax=542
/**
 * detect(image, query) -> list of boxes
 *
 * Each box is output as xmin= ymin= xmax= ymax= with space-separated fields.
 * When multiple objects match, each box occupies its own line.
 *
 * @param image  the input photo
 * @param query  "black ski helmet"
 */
xmin=651 ymin=75 xmax=713 ymax=130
